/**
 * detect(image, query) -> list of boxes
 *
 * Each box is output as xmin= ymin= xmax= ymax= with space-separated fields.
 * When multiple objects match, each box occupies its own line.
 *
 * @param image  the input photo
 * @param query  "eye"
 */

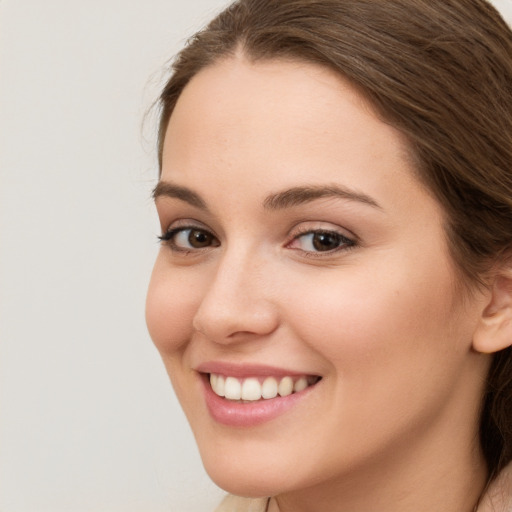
xmin=288 ymin=230 xmax=355 ymax=253
xmin=159 ymin=226 xmax=219 ymax=252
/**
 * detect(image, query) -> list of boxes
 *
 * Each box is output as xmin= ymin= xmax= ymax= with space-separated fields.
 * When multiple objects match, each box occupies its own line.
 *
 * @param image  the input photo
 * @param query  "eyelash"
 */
xmin=287 ymin=226 xmax=356 ymax=257
xmin=158 ymin=224 xmax=356 ymax=256
xmin=158 ymin=225 xmax=220 ymax=254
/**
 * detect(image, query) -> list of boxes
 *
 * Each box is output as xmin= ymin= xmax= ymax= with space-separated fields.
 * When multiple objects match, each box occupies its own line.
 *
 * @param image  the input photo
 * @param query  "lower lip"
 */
xmin=201 ymin=374 xmax=317 ymax=427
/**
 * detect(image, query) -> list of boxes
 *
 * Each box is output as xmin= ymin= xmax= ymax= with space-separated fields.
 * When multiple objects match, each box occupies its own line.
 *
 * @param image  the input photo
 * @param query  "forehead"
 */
xmin=161 ymin=57 xmax=426 ymax=215
xmin=167 ymin=56 xmax=380 ymax=138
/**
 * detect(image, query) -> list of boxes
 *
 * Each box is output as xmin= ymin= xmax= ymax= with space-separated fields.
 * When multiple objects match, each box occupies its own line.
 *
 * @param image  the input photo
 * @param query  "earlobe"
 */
xmin=473 ymin=272 xmax=512 ymax=354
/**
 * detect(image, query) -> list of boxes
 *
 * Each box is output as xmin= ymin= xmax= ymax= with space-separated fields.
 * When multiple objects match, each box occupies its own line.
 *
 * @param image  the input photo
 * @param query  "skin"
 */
xmin=146 ymin=56 xmax=493 ymax=512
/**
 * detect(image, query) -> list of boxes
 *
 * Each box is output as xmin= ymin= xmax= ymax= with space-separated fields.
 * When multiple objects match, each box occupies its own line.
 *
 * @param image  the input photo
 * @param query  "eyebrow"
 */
xmin=263 ymin=184 xmax=381 ymax=210
xmin=152 ymin=182 xmax=208 ymax=210
xmin=152 ymin=181 xmax=381 ymax=211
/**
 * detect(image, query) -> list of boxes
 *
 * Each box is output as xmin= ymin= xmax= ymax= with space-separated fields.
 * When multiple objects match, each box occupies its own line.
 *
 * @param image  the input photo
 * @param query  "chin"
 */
xmin=199 ymin=445 xmax=296 ymax=498
xmin=206 ymin=467 xmax=283 ymax=498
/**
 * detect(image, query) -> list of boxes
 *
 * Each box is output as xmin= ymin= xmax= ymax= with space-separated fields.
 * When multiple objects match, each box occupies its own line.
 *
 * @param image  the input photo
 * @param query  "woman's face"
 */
xmin=146 ymin=57 xmax=489 ymax=497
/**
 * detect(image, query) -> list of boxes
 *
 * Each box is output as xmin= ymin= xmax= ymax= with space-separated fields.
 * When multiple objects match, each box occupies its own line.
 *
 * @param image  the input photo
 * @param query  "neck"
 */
xmin=270 ymin=456 xmax=486 ymax=512
xmin=269 ymin=412 xmax=487 ymax=512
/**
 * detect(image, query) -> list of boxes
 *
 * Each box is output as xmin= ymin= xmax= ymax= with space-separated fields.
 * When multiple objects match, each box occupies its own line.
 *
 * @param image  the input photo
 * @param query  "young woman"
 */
xmin=146 ymin=1 xmax=512 ymax=511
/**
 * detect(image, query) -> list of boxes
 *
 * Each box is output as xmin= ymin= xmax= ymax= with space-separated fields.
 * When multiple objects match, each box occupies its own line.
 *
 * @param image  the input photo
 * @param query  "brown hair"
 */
xmin=157 ymin=0 xmax=512 ymax=478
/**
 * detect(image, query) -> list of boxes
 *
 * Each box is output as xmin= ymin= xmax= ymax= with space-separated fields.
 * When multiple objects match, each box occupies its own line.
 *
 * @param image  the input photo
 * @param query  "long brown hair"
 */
xmin=157 ymin=0 xmax=512 ymax=478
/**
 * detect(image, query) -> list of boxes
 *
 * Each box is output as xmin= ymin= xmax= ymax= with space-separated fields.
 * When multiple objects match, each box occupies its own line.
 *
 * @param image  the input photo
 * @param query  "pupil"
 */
xmin=189 ymin=230 xmax=211 ymax=248
xmin=313 ymin=232 xmax=339 ymax=251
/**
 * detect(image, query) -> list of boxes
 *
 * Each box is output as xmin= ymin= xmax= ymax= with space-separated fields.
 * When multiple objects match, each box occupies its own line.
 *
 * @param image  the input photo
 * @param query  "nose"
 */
xmin=192 ymin=250 xmax=279 ymax=344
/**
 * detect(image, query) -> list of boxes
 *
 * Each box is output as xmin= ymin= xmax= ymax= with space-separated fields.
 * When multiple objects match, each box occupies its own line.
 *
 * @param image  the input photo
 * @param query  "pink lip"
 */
xmin=196 ymin=363 xmax=320 ymax=428
xmin=196 ymin=361 xmax=309 ymax=378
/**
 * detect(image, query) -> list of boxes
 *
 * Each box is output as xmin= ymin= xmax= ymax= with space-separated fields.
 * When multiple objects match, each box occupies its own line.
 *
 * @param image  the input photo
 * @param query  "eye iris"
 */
xmin=188 ymin=229 xmax=212 ymax=248
xmin=312 ymin=232 xmax=340 ymax=251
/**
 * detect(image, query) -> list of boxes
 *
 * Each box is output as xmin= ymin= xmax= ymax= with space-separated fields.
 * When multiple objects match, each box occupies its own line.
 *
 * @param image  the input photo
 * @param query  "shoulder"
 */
xmin=477 ymin=463 xmax=512 ymax=512
xmin=214 ymin=495 xmax=269 ymax=512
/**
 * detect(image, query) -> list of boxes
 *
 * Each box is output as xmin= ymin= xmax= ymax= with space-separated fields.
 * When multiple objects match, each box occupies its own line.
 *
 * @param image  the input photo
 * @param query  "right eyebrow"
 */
xmin=152 ymin=181 xmax=208 ymax=210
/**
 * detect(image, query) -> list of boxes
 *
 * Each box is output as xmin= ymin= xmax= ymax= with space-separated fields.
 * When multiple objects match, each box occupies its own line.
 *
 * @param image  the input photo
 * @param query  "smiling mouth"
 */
xmin=208 ymin=373 xmax=321 ymax=402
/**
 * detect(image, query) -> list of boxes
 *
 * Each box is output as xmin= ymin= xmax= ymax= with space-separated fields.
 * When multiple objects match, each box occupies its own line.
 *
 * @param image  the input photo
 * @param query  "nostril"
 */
xmin=192 ymin=300 xmax=279 ymax=345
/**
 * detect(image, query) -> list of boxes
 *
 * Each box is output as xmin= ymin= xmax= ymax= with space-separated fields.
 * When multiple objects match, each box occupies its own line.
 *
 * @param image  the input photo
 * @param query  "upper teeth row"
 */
xmin=210 ymin=374 xmax=313 ymax=401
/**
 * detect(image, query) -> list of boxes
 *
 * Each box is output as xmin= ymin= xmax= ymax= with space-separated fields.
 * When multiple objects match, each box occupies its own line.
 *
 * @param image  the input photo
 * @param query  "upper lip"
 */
xmin=196 ymin=361 xmax=319 ymax=378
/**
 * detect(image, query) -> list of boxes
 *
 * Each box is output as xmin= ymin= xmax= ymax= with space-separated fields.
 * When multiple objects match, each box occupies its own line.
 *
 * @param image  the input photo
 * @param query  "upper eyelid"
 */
xmin=161 ymin=219 xmax=215 ymax=234
xmin=156 ymin=200 xmax=357 ymax=237
xmin=293 ymin=229 xmax=354 ymax=242
xmin=288 ymin=222 xmax=357 ymax=241
xmin=160 ymin=219 xmax=358 ymax=247
xmin=160 ymin=225 xmax=216 ymax=240
xmin=155 ymin=200 xmax=221 ymax=230
xmin=288 ymin=229 xmax=356 ymax=246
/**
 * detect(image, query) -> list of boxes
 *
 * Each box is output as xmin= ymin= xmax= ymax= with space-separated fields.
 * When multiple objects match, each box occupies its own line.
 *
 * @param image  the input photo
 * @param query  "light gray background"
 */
xmin=1 ymin=1 xmax=511 ymax=511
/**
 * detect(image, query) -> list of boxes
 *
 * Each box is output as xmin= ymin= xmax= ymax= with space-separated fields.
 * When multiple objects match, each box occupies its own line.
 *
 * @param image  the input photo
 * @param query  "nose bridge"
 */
xmin=192 ymin=243 xmax=278 ymax=343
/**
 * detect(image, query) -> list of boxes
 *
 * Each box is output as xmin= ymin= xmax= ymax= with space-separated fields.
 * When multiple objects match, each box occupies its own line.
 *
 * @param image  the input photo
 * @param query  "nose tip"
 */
xmin=191 ymin=263 xmax=279 ymax=344
xmin=193 ymin=300 xmax=279 ymax=343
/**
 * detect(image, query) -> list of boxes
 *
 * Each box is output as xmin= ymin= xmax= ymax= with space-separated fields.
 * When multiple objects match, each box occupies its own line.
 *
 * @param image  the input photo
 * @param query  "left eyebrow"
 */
xmin=263 ymin=184 xmax=382 ymax=210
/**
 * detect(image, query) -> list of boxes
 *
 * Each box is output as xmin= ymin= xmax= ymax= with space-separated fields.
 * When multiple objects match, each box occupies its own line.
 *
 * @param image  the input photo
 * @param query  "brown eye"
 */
xmin=159 ymin=226 xmax=219 ymax=251
xmin=289 ymin=230 xmax=355 ymax=253
xmin=311 ymin=232 xmax=343 ymax=251
xmin=188 ymin=229 xmax=214 ymax=248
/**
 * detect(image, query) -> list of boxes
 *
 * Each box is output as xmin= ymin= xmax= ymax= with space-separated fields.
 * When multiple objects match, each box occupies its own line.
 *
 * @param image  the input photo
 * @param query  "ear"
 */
xmin=473 ymin=270 xmax=512 ymax=354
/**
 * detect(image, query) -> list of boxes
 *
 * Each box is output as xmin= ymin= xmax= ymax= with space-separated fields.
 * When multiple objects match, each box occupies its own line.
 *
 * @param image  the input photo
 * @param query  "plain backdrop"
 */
xmin=1 ymin=1 xmax=511 ymax=511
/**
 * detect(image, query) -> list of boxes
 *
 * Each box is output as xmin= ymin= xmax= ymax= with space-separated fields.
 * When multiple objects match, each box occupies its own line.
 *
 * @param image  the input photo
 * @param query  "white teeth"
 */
xmin=210 ymin=373 xmax=225 ymax=396
xmin=209 ymin=373 xmax=318 ymax=401
xmin=294 ymin=377 xmax=308 ymax=392
xmin=278 ymin=376 xmax=294 ymax=397
xmin=261 ymin=377 xmax=278 ymax=399
xmin=241 ymin=378 xmax=261 ymax=401
xmin=224 ymin=376 xmax=242 ymax=400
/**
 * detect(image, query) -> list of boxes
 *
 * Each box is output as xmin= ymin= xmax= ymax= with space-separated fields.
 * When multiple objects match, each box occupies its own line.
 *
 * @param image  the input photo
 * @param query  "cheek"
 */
xmin=271 ymin=262 xmax=473 ymax=470
xmin=145 ymin=257 xmax=200 ymax=356
xmin=283 ymin=252 xmax=466 ymax=402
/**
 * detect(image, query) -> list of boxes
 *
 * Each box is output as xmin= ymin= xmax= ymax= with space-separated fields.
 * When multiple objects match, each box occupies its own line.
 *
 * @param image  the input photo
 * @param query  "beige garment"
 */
xmin=477 ymin=463 xmax=512 ymax=512
xmin=214 ymin=463 xmax=512 ymax=512
xmin=214 ymin=495 xmax=268 ymax=512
